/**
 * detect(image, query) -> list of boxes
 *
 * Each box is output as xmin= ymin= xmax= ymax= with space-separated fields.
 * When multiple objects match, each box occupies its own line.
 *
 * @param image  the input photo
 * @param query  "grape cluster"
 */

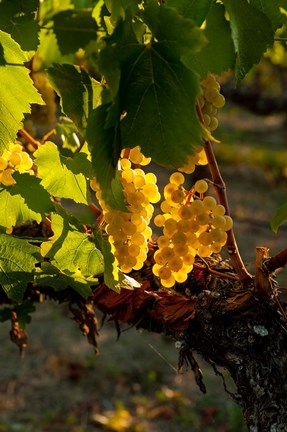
xmin=178 ymin=147 xmax=208 ymax=174
xmin=152 ymin=175 xmax=232 ymax=288
xmin=0 ymin=143 xmax=34 ymax=186
xmin=198 ymin=73 xmax=225 ymax=132
xmin=91 ymin=146 xmax=160 ymax=273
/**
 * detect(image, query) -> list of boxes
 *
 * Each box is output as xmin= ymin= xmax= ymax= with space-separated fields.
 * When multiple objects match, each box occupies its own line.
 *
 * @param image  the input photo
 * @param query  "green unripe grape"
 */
xmin=161 ymin=275 xmax=176 ymax=288
xmin=164 ymin=182 xmax=177 ymax=198
xmin=154 ymin=214 xmax=166 ymax=227
xmin=203 ymin=114 xmax=211 ymax=127
xmin=196 ymin=213 xmax=210 ymax=225
xmin=154 ymin=250 xmax=167 ymax=265
xmin=168 ymin=256 xmax=183 ymax=272
xmin=170 ymin=189 xmax=185 ymax=204
xmin=213 ymin=204 xmax=226 ymax=216
xmin=120 ymin=158 xmax=131 ymax=169
xmin=9 ymin=152 xmax=22 ymax=167
xmin=157 ymin=235 xmax=170 ymax=248
xmin=174 ymin=271 xmax=188 ymax=283
xmin=158 ymin=266 xmax=172 ymax=280
xmin=213 ymin=94 xmax=225 ymax=109
xmin=209 ymin=117 xmax=219 ymax=131
xmin=164 ymin=218 xmax=178 ymax=234
xmin=0 ymin=156 xmax=8 ymax=170
xmin=1 ymin=168 xmax=16 ymax=186
xmin=194 ymin=179 xmax=208 ymax=194
xmin=224 ymin=215 xmax=233 ymax=231
xmin=171 ymin=232 xmax=187 ymax=246
xmin=212 ymin=215 xmax=226 ymax=229
xmin=169 ymin=172 xmax=185 ymax=186
xmin=178 ymin=205 xmax=194 ymax=220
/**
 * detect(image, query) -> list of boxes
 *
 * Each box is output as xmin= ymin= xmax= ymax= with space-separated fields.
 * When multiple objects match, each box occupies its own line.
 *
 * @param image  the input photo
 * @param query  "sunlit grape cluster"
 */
xmin=152 ymin=175 xmax=233 ymax=288
xmin=91 ymin=146 xmax=160 ymax=273
xmin=0 ymin=143 xmax=34 ymax=186
xmin=198 ymin=73 xmax=225 ymax=132
xmin=178 ymin=146 xmax=208 ymax=174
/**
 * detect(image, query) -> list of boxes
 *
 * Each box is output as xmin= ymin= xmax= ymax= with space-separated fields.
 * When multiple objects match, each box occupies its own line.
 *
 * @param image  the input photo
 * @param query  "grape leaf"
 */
xmin=120 ymin=43 xmax=204 ymax=168
xmin=35 ymin=28 xmax=75 ymax=70
xmin=0 ymin=234 xmax=42 ymax=301
xmin=0 ymin=173 xmax=54 ymax=229
xmin=165 ymin=0 xmax=212 ymax=26
xmin=36 ymin=262 xmax=96 ymax=299
xmin=115 ymin=2 xmax=206 ymax=169
xmin=42 ymin=213 xmax=104 ymax=278
xmin=223 ymin=0 xmax=274 ymax=80
xmin=55 ymin=117 xmax=83 ymax=153
xmin=249 ymin=0 xmax=284 ymax=30
xmin=48 ymin=64 xmax=102 ymax=135
xmin=0 ymin=31 xmax=43 ymax=153
xmin=34 ymin=141 xmax=92 ymax=204
xmin=51 ymin=9 xmax=98 ymax=55
xmin=185 ymin=3 xmax=236 ymax=78
xmin=271 ymin=202 xmax=287 ymax=233
xmin=86 ymin=104 xmax=126 ymax=211
xmin=0 ymin=0 xmax=39 ymax=51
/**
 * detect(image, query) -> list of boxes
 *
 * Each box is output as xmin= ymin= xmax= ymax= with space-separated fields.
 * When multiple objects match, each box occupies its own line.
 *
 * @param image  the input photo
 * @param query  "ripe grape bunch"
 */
xmin=0 ymin=142 xmax=34 ymax=186
xmin=198 ymin=73 xmax=225 ymax=132
xmin=91 ymin=146 xmax=161 ymax=274
xmin=152 ymin=174 xmax=233 ymax=288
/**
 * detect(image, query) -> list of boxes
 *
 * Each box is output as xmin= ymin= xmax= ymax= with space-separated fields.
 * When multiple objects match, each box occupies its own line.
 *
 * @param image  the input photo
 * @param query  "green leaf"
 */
xmin=35 ymin=28 xmax=75 ymax=70
xmin=86 ymin=105 xmax=126 ymax=210
xmin=185 ymin=3 xmax=236 ymax=78
xmin=95 ymin=231 xmax=140 ymax=292
xmin=249 ymin=0 xmax=284 ymax=30
xmin=0 ymin=31 xmax=43 ymax=153
xmin=36 ymin=262 xmax=96 ymax=299
xmin=0 ymin=173 xmax=54 ymax=229
xmin=165 ymin=0 xmax=212 ymax=26
xmin=55 ymin=117 xmax=83 ymax=152
xmin=34 ymin=141 xmax=92 ymax=204
xmin=51 ymin=9 xmax=98 ymax=55
xmin=0 ymin=234 xmax=42 ymax=301
xmin=223 ymin=0 xmax=274 ymax=80
xmin=48 ymin=64 xmax=102 ymax=135
xmin=144 ymin=2 xmax=206 ymax=58
xmin=120 ymin=43 xmax=204 ymax=168
xmin=42 ymin=213 xmax=104 ymax=278
xmin=0 ymin=0 xmax=39 ymax=51
xmin=271 ymin=202 xmax=287 ymax=233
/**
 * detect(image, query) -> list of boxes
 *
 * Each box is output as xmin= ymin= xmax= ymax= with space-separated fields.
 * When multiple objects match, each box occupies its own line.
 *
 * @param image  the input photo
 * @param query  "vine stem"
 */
xmin=264 ymin=247 xmax=287 ymax=274
xmin=196 ymin=104 xmax=253 ymax=284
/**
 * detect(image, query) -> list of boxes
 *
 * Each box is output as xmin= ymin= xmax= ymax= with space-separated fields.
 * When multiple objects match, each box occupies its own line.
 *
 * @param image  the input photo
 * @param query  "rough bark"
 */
xmin=90 ymin=262 xmax=287 ymax=432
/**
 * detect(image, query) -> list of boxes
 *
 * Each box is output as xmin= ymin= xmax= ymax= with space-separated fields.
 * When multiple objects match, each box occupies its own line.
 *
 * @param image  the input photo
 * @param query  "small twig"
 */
xmin=18 ymin=129 xmax=39 ymax=149
xmin=196 ymin=104 xmax=253 ymax=285
xmin=89 ymin=203 xmax=103 ymax=217
xmin=193 ymin=263 xmax=239 ymax=281
xmin=264 ymin=247 xmax=287 ymax=274
xmin=41 ymin=128 xmax=56 ymax=143
xmin=274 ymin=37 xmax=287 ymax=42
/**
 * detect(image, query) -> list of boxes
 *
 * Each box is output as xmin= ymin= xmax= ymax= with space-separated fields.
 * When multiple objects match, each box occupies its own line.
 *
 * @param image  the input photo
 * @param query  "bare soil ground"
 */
xmin=1 ymin=105 xmax=287 ymax=432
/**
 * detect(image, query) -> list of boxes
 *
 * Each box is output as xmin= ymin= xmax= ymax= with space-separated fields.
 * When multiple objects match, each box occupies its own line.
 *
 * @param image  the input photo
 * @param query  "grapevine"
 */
xmin=87 ymin=74 xmax=232 ymax=288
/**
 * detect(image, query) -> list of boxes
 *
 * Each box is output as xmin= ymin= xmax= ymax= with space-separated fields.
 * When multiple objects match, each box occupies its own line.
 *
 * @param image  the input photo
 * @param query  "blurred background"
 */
xmin=2 ymin=36 xmax=287 ymax=432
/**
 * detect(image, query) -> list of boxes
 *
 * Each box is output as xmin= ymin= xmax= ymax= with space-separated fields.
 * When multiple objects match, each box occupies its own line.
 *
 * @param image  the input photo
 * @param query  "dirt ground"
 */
xmin=1 ymin=105 xmax=287 ymax=432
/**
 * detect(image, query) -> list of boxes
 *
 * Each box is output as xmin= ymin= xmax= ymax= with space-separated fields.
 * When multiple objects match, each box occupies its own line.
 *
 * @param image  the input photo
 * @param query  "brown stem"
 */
xmin=196 ymin=104 xmax=252 ymax=284
xmin=18 ymin=129 xmax=39 ymax=149
xmin=264 ymin=247 xmax=287 ymax=274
